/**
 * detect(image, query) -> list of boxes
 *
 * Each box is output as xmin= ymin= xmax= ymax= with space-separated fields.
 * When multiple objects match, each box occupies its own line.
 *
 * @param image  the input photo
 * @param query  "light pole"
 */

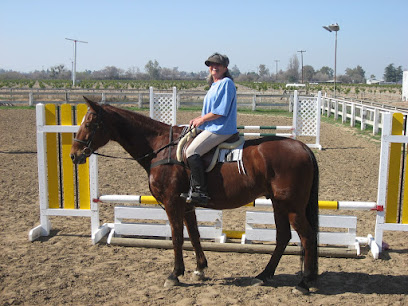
xmin=297 ymin=50 xmax=306 ymax=83
xmin=274 ymin=60 xmax=280 ymax=82
xmin=323 ymin=23 xmax=340 ymax=97
xmin=65 ymin=38 xmax=88 ymax=86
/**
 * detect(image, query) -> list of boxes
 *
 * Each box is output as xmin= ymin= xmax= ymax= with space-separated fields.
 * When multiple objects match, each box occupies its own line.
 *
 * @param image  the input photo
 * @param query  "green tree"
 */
xmin=319 ymin=66 xmax=334 ymax=78
xmin=145 ymin=60 xmax=161 ymax=80
xmin=303 ymin=65 xmax=315 ymax=82
xmin=383 ymin=64 xmax=403 ymax=82
xmin=230 ymin=65 xmax=241 ymax=78
xmin=396 ymin=66 xmax=403 ymax=82
xmin=345 ymin=65 xmax=366 ymax=83
xmin=384 ymin=64 xmax=396 ymax=82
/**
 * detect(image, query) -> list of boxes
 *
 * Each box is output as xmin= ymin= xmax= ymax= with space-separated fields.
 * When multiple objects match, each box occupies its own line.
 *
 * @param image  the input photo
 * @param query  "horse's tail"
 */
xmin=305 ymin=147 xmax=319 ymax=280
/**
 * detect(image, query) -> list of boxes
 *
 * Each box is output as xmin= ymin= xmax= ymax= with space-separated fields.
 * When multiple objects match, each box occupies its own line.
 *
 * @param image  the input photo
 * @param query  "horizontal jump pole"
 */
xmin=97 ymin=195 xmax=380 ymax=210
xmin=253 ymin=198 xmax=379 ymax=210
xmin=239 ymin=133 xmax=294 ymax=137
xmin=107 ymin=237 xmax=358 ymax=258
xmin=237 ymin=125 xmax=294 ymax=130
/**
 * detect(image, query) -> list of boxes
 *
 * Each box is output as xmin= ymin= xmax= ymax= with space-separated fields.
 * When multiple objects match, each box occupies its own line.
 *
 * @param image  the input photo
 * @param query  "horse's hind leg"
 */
xmin=253 ymin=208 xmax=291 ymax=285
xmin=289 ymin=213 xmax=318 ymax=293
xmin=184 ymin=207 xmax=208 ymax=281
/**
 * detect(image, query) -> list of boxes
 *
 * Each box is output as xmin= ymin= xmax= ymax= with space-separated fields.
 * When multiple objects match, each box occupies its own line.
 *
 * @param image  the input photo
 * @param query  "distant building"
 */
xmin=366 ymin=79 xmax=382 ymax=85
xmin=285 ymin=83 xmax=306 ymax=88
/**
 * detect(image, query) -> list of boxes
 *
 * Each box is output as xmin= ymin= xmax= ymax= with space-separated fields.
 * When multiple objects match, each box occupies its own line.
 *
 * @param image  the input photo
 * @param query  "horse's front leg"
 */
xmin=164 ymin=199 xmax=186 ymax=288
xmin=184 ymin=206 xmax=208 ymax=281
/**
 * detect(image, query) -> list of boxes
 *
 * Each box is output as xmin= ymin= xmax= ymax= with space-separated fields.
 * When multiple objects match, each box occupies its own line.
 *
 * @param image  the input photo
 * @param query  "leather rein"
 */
xmin=74 ymin=110 xmax=190 ymax=167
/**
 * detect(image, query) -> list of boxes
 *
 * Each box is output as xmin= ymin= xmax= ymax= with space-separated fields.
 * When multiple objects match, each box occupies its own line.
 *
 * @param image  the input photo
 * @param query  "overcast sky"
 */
xmin=1 ymin=0 xmax=407 ymax=79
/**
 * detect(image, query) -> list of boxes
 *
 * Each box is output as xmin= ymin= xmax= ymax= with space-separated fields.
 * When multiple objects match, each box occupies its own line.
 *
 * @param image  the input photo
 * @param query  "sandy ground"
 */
xmin=0 ymin=107 xmax=407 ymax=305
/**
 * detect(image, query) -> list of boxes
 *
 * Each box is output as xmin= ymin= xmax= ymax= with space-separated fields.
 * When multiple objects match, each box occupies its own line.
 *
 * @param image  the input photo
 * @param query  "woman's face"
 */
xmin=208 ymin=62 xmax=227 ymax=80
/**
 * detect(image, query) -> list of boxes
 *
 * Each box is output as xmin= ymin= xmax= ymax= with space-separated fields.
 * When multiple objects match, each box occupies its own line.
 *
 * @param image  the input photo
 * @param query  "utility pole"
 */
xmin=297 ymin=50 xmax=306 ymax=83
xmin=274 ymin=60 xmax=280 ymax=82
xmin=65 ymin=38 xmax=88 ymax=86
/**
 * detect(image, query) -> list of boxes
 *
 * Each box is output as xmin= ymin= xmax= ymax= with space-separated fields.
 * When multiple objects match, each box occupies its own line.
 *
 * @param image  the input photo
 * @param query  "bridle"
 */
xmin=74 ymin=110 xmax=103 ymax=158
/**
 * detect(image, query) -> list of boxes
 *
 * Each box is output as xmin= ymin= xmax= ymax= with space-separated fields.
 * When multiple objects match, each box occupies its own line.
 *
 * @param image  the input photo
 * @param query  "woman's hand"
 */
xmin=189 ymin=116 xmax=205 ymax=128
xmin=189 ymin=113 xmax=223 ymax=128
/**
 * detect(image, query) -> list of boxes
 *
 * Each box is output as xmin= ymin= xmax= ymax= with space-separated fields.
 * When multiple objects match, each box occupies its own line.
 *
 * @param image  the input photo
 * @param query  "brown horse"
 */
xmin=71 ymin=97 xmax=319 ymax=293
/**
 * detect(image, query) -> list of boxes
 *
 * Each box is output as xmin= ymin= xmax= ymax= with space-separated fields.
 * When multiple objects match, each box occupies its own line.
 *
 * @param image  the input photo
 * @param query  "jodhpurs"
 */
xmin=185 ymin=130 xmax=233 ymax=158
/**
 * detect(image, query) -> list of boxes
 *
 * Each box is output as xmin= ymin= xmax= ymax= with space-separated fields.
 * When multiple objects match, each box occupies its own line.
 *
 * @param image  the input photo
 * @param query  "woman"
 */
xmin=181 ymin=53 xmax=238 ymax=206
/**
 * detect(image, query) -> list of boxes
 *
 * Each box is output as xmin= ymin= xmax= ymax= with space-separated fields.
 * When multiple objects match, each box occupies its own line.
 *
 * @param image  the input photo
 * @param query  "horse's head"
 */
xmin=70 ymin=97 xmax=110 ymax=164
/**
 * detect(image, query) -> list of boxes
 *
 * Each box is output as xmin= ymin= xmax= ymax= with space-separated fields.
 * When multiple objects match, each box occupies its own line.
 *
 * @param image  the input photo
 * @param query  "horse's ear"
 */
xmin=83 ymin=96 xmax=102 ymax=113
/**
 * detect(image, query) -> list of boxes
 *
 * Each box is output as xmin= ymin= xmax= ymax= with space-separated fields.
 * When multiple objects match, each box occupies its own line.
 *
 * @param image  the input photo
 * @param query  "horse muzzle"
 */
xmin=70 ymin=151 xmax=88 ymax=164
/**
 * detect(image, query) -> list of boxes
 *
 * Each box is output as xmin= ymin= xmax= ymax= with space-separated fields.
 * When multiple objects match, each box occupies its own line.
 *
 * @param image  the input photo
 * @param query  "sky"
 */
xmin=1 ymin=0 xmax=407 ymax=80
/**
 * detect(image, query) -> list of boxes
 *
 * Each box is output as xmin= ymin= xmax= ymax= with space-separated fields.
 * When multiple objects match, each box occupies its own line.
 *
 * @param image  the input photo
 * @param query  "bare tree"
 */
xmin=285 ymin=54 xmax=299 ymax=82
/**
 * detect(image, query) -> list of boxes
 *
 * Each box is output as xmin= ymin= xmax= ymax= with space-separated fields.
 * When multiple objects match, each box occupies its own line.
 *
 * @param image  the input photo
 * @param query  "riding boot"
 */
xmin=180 ymin=154 xmax=211 ymax=206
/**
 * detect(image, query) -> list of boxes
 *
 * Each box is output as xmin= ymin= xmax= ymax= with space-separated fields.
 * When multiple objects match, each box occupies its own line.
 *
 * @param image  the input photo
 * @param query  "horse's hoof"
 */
xmin=192 ymin=270 xmax=206 ymax=281
xmin=292 ymin=281 xmax=310 ymax=295
xmin=251 ymin=278 xmax=264 ymax=286
xmin=164 ymin=277 xmax=180 ymax=288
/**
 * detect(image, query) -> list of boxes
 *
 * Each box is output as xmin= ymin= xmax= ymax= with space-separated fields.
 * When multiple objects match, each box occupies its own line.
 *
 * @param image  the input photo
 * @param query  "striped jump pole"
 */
xmin=237 ymin=125 xmax=295 ymax=137
xmin=29 ymin=103 xmax=110 ymax=244
xmin=97 ymin=194 xmax=379 ymax=211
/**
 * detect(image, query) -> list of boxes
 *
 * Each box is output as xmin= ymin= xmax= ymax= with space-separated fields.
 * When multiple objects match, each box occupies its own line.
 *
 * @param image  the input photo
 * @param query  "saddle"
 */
xmin=176 ymin=129 xmax=246 ymax=173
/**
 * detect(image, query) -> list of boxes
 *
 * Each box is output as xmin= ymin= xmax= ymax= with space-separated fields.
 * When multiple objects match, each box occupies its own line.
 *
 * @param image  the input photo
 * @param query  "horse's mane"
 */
xmin=101 ymin=103 xmax=170 ymax=136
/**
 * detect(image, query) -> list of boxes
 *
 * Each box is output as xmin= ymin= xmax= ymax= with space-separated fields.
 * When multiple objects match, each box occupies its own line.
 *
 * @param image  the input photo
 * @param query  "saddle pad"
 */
xmin=218 ymin=143 xmax=246 ymax=175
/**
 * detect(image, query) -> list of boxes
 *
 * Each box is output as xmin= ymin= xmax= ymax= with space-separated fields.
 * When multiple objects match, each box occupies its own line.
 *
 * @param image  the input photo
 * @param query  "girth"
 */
xmin=150 ymin=126 xmax=186 ymax=169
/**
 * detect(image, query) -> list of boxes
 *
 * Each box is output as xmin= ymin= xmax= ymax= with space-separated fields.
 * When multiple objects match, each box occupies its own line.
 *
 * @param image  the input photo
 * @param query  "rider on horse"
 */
xmin=180 ymin=53 xmax=238 ymax=206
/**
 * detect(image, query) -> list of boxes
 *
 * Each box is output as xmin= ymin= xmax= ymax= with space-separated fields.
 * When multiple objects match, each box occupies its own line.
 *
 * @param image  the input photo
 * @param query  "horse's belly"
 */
xmin=207 ymin=163 xmax=265 ymax=208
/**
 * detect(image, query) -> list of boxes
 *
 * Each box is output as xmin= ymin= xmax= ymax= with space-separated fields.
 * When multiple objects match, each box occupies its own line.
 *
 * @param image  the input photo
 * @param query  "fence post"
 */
xmin=138 ymin=93 xmax=143 ymax=108
xmin=316 ymin=91 xmax=322 ymax=149
xmin=289 ymin=94 xmax=293 ymax=112
xmin=351 ymin=104 xmax=356 ymax=127
xmin=292 ymin=90 xmax=298 ymax=138
xmin=252 ymin=94 xmax=256 ymax=111
xmin=373 ymin=108 xmax=380 ymax=135
xmin=326 ymin=98 xmax=331 ymax=118
xmin=334 ymin=99 xmax=339 ymax=120
xmin=342 ymin=101 xmax=347 ymax=123
xmin=149 ymin=87 xmax=154 ymax=118
xmin=172 ymin=87 xmax=177 ymax=124
xmin=29 ymin=92 xmax=34 ymax=106
xmin=101 ymin=92 xmax=106 ymax=104
xmin=361 ymin=106 xmax=366 ymax=130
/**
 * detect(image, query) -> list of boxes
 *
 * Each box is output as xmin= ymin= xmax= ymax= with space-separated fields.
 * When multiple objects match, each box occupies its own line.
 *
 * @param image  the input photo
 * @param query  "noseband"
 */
xmin=74 ymin=110 xmax=103 ymax=157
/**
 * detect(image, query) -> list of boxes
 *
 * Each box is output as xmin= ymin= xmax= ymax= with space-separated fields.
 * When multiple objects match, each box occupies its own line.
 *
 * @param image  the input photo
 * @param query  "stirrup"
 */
xmin=187 ymin=191 xmax=210 ymax=205
xmin=180 ymin=189 xmax=210 ymax=205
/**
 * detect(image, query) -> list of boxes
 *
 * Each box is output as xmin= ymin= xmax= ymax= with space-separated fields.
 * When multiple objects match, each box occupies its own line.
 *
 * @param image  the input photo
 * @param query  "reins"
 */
xmin=75 ymin=111 xmax=193 ymax=163
xmin=95 ymin=125 xmax=193 ymax=163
